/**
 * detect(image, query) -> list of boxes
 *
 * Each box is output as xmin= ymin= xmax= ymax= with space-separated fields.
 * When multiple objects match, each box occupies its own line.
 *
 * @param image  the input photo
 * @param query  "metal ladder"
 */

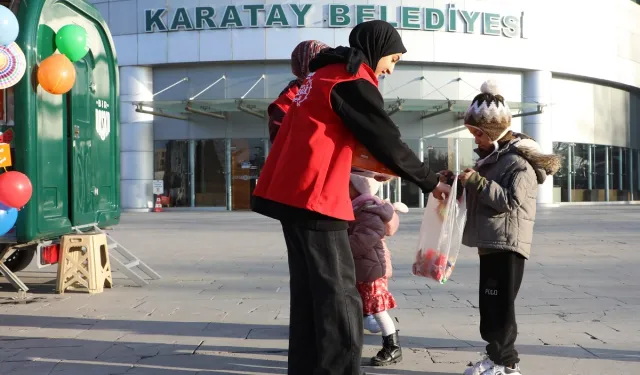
xmin=0 ymin=247 xmax=30 ymax=294
xmin=73 ymin=223 xmax=161 ymax=286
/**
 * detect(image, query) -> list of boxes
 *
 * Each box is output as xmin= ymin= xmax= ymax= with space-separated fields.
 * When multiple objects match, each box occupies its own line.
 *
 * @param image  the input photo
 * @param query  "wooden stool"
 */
xmin=56 ymin=233 xmax=113 ymax=294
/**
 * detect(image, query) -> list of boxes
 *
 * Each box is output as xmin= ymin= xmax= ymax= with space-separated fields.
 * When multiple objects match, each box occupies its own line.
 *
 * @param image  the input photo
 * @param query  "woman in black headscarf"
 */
xmin=253 ymin=20 xmax=449 ymax=375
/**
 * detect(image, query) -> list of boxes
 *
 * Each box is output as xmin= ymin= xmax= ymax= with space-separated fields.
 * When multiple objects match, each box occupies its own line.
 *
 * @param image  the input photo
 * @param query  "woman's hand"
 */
xmin=458 ymin=168 xmax=476 ymax=185
xmin=438 ymin=170 xmax=453 ymax=183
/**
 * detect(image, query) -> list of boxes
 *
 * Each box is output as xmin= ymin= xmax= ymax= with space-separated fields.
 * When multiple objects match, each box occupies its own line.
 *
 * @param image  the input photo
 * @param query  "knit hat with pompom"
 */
xmin=464 ymin=80 xmax=512 ymax=142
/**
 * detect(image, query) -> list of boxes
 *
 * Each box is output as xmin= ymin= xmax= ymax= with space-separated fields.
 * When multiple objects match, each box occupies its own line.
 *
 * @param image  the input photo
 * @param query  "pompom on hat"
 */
xmin=464 ymin=80 xmax=512 ymax=142
xmin=350 ymin=173 xmax=382 ymax=196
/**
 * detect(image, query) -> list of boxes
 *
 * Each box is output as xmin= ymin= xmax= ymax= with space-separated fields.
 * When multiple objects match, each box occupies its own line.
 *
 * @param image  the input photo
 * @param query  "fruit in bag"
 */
xmin=413 ymin=248 xmax=448 ymax=282
xmin=411 ymin=175 xmax=467 ymax=284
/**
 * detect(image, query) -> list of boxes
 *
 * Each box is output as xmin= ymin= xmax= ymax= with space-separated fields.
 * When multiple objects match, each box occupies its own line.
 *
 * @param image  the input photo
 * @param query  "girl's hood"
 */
xmin=352 ymin=194 xmax=394 ymax=223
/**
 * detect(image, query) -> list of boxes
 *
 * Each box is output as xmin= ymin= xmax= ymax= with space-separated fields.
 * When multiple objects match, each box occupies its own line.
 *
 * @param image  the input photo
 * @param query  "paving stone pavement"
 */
xmin=0 ymin=206 xmax=639 ymax=375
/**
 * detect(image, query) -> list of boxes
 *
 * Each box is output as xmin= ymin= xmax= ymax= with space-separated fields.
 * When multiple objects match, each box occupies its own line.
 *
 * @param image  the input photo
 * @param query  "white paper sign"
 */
xmin=153 ymin=180 xmax=164 ymax=195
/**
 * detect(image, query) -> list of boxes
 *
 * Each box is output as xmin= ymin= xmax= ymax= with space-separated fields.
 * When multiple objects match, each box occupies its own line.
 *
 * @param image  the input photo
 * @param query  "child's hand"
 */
xmin=432 ymin=182 xmax=451 ymax=201
xmin=459 ymin=168 xmax=476 ymax=185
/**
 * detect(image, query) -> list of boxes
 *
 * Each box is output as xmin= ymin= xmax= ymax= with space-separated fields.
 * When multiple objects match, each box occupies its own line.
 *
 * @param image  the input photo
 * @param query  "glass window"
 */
xmin=572 ymin=144 xmax=590 ymax=190
xmin=593 ymin=145 xmax=608 ymax=193
xmin=154 ymin=140 xmax=191 ymax=207
xmin=398 ymin=137 xmax=473 ymax=208
xmin=552 ymin=142 xmax=569 ymax=202
xmin=612 ymin=147 xmax=622 ymax=191
xmin=634 ymin=149 xmax=640 ymax=201
xmin=570 ymin=143 xmax=592 ymax=202
xmin=551 ymin=143 xmax=640 ymax=202
xmin=400 ymin=139 xmax=421 ymax=208
xmin=423 ymin=139 xmax=449 ymax=173
xmin=457 ymin=138 xmax=477 ymax=171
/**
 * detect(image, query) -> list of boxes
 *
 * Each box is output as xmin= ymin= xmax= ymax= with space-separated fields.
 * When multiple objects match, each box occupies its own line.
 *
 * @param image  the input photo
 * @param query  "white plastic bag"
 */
xmin=412 ymin=176 xmax=467 ymax=284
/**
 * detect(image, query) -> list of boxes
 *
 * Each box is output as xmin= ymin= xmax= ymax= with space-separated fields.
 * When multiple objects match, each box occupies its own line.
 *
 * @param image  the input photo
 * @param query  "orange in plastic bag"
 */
xmin=412 ymin=176 xmax=467 ymax=284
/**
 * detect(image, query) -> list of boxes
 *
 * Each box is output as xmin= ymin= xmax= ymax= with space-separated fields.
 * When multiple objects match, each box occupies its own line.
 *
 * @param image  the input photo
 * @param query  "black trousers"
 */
xmin=281 ymin=222 xmax=363 ymax=375
xmin=479 ymin=251 xmax=526 ymax=367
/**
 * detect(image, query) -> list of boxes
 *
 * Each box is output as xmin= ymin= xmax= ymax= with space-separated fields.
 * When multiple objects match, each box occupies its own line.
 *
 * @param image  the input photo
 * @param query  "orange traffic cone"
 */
xmin=154 ymin=196 xmax=163 ymax=212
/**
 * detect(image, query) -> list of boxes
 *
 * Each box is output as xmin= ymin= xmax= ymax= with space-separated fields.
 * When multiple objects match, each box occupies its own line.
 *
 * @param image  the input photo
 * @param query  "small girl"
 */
xmin=348 ymin=174 xmax=407 ymax=367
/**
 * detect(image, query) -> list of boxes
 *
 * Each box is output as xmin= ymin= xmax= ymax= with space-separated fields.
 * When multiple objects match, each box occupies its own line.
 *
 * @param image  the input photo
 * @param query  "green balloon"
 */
xmin=55 ymin=24 xmax=88 ymax=62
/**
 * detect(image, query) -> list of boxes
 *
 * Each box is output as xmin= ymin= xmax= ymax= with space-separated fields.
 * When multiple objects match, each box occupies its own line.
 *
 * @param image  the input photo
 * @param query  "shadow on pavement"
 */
xmin=0 ymin=334 xmax=461 ymax=375
xmin=0 ymin=315 xmax=637 ymax=364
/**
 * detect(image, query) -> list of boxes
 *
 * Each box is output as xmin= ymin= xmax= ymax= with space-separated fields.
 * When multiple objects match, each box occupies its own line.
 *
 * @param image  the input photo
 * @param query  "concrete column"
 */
xmin=523 ymin=71 xmax=554 ymax=204
xmin=120 ymin=67 xmax=154 ymax=212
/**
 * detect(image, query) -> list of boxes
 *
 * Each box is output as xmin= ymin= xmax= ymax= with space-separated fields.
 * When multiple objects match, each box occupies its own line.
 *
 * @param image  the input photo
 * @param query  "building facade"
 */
xmin=82 ymin=0 xmax=640 ymax=210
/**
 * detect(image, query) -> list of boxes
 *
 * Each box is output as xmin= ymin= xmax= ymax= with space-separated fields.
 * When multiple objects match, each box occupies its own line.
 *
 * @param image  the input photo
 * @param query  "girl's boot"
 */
xmin=371 ymin=330 xmax=402 ymax=366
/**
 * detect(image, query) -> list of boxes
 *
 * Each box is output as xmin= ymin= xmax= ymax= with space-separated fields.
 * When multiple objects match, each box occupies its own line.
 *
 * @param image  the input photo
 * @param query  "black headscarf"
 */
xmin=348 ymin=20 xmax=407 ymax=72
xmin=308 ymin=20 xmax=407 ymax=75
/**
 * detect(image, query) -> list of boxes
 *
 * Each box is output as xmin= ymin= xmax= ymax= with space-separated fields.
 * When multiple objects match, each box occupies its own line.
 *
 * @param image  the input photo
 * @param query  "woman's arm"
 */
xmin=331 ymin=79 xmax=440 ymax=194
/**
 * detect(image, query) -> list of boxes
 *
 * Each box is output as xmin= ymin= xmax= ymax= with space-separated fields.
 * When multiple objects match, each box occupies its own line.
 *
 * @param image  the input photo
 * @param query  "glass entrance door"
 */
xmin=231 ymin=139 xmax=265 ymax=210
xmin=154 ymin=140 xmax=192 ymax=207
xmin=194 ymin=140 xmax=226 ymax=207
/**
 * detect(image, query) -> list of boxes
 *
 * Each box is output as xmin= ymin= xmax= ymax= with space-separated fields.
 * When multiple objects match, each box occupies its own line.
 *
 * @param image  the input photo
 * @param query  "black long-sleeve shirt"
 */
xmin=331 ymin=79 xmax=439 ymax=193
xmin=254 ymin=48 xmax=439 ymax=229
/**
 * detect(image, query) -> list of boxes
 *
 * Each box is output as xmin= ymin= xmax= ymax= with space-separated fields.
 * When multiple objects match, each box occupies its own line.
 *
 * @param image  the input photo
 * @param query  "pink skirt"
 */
xmin=356 ymin=277 xmax=397 ymax=315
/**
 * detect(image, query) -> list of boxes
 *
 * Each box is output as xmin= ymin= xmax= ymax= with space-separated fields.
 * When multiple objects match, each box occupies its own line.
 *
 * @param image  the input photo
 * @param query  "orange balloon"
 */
xmin=37 ymin=54 xmax=76 ymax=94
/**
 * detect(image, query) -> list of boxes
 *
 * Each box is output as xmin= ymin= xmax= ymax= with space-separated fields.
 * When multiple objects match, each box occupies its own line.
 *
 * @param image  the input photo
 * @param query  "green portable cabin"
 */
xmin=0 ymin=0 xmax=120 ymax=271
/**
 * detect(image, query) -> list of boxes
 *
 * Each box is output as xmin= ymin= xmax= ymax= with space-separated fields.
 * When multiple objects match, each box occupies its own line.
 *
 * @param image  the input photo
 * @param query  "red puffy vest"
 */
xmin=253 ymin=63 xmax=379 ymax=221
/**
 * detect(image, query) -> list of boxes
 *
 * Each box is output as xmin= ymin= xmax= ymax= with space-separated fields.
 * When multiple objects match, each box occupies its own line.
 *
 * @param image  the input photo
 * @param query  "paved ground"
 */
xmin=0 ymin=206 xmax=639 ymax=375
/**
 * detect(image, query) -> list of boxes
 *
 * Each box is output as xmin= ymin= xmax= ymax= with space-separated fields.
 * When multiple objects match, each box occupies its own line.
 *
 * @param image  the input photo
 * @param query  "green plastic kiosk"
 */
xmin=0 ymin=0 xmax=158 ymax=292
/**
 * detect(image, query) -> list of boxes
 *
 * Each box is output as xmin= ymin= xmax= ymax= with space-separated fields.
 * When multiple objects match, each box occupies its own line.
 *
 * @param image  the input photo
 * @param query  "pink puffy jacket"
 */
xmin=348 ymin=194 xmax=399 ymax=283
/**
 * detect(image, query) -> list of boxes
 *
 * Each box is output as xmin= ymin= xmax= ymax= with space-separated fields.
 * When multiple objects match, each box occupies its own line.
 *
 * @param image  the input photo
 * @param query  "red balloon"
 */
xmin=0 ymin=171 xmax=33 ymax=208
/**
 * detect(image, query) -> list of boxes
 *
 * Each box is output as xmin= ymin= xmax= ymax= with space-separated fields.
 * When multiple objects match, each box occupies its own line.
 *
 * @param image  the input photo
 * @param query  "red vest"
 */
xmin=268 ymin=85 xmax=298 ymax=119
xmin=254 ymin=63 xmax=379 ymax=221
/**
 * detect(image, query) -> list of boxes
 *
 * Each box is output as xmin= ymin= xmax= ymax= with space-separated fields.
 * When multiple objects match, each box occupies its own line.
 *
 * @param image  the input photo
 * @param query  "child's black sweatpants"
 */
xmin=478 ymin=251 xmax=526 ymax=367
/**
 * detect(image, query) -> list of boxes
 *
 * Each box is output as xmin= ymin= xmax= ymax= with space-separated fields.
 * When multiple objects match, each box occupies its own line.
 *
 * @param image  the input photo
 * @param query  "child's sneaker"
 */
xmin=478 ymin=363 xmax=522 ymax=375
xmin=363 ymin=315 xmax=381 ymax=333
xmin=504 ymin=364 xmax=522 ymax=374
xmin=463 ymin=356 xmax=494 ymax=375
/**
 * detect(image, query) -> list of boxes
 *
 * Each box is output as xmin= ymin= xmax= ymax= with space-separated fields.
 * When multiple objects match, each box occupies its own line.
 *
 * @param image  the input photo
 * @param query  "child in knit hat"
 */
xmin=448 ymin=81 xmax=561 ymax=375
xmin=348 ymin=174 xmax=408 ymax=367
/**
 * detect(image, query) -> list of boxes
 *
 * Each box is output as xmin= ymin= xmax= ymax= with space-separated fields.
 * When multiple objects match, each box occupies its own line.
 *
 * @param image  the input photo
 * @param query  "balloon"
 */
xmin=0 ymin=171 xmax=33 ymax=208
xmin=37 ymin=54 xmax=76 ymax=94
xmin=0 ymin=6 xmax=19 ymax=46
xmin=0 ymin=203 xmax=17 ymax=236
xmin=55 ymin=24 xmax=88 ymax=62
xmin=0 ymin=42 xmax=26 ymax=89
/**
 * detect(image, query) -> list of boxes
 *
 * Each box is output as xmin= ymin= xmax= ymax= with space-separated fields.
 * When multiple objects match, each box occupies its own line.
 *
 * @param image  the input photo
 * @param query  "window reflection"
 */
xmin=400 ymin=139 xmax=421 ymax=208
xmin=396 ymin=137 xmax=475 ymax=208
xmin=154 ymin=140 xmax=191 ymax=207
xmin=553 ymin=142 xmax=639 ymax=202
